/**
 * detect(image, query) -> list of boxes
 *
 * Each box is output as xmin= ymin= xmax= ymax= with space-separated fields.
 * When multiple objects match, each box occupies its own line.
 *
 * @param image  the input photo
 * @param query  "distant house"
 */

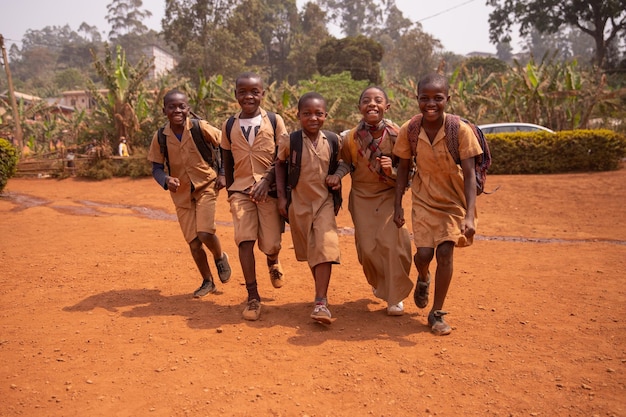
xmin=0 ymin=90 xmax=74 ymax=118
xmin=58 ymin=89 xmax=107 ymax=111
xmin=143 ymin=45 xmax=177 ymax=79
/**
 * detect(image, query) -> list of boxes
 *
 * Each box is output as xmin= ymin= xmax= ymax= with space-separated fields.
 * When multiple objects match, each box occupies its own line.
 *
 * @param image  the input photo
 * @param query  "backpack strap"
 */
xmin=225 ymin=116 xmax=236 ymax=145
xmin=323 ymin=130 xmax=340 ymax=175
xmin=287 ymin=130 xmax=303 ymax=190
xmin=407 ymin=114 xmax=423 ymax=156
xmin=189 ymin=118 xmax=221 ymax=172
xmin=157 ymin=127 xmax=170 ymax=174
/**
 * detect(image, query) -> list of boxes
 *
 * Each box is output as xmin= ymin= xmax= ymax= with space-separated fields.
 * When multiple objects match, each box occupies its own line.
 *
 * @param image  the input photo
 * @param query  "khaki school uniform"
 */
xmin=342 ymin=127 xmax=413 ymax=305
xmin=221 ymin=109 xmax=287 ymax=253
xmin=277 ymin=131 xmax=341 ymax=268
xmin=147 ymin=118 xmax=221 ymax=243
xmin=393 ymin=113 xmax=482 ymax=248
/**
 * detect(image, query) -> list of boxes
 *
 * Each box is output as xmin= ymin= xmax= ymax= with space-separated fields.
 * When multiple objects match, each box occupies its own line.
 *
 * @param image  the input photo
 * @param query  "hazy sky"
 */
xmin=1 ymin=0 xmax=511 ymax=55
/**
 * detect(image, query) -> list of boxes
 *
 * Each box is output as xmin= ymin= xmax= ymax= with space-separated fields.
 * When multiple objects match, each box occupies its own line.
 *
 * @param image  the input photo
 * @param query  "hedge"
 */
xmin=0 ymin=138 xmax=19 ymax=193
xmin=485 ymin=129 xmax=626 ymax=174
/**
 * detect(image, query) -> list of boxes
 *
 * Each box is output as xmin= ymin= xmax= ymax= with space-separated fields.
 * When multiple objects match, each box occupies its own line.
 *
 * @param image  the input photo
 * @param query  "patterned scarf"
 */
xmin=355 ymin=118 xmax=399 ymax=184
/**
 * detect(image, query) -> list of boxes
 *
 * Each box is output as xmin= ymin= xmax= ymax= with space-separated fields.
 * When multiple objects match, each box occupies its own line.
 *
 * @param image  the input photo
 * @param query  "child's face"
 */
xmin=417 ymin=82 xmax=449 ymax=124
xmin=163 ymin=93 xmax=190 ymax=128
xmin=297 ymin=98 xmax=327 ymax=136
xmin=359 ymin=88 xmax=389 ymax=125
xmin=235 ymin=77 xmax=264 ymax=118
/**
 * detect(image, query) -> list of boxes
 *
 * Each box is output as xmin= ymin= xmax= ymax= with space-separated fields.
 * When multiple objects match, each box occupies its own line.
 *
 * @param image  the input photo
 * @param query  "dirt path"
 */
xmin=1 ymin=169 xmax=625 ymax=416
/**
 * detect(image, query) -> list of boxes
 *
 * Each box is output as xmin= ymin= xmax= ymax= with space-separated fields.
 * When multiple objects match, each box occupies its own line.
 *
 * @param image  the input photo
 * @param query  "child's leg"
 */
xmin=239 ymin=240 xmax=260 ymax=301
xmin=432 ymin=241 xmax=455 ymax=311
xmin=312 ymin=262 xmax=332 ymax=301
xmin=197 ymin=231 xmax=223 ymax=259
xmin=414 ymin=248 xmax=435 ymax=281
xmin=198 ymin=231 xmax=231 ymax=284
xmin=189 ymin=237 xmax=213 ymax=280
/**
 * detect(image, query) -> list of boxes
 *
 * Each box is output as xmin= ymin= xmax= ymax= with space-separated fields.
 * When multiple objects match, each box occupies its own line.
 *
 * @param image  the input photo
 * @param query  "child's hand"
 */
xmin=461 ymin=217 xmax=476 ymax=239
xmin=326 ymin=174 xmax=341 ymax=190
xmin=215 ymin=175 xmax=226 ymax=190
xmin=167 ymin=176 xmax=180 ymax=193
xmin=278 ymin=196 xmax=289 ymax=220
xmin=393 ymin=206 xmax=405 ymax=228
xmin=250 ymin=178 xmax=269 ymax=203
xmin=377 ymin=156 xmax=393 ymax=176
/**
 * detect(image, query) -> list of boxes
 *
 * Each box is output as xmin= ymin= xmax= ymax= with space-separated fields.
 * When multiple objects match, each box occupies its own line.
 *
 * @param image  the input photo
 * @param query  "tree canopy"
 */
xmin=487 ymin=0 xmax=626 ymax=68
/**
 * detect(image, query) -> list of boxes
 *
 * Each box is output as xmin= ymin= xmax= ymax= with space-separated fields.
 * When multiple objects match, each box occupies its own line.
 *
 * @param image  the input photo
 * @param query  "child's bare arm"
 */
xmin=460 ymin=157 xmax=477 ymax=237
xmin=393 ymin=158 xmax=411 ymax=228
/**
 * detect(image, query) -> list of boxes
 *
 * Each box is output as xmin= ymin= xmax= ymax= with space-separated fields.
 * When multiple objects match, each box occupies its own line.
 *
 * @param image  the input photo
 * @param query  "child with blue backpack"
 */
xmin=393 ymin=73 xmax=483 ymax=335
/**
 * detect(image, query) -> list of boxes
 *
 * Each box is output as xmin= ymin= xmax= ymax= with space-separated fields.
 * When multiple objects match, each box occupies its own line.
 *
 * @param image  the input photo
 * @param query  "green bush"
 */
xmin=0 ymin=138 xmax=19 ymax=193
xmin=486 ymin=130 xmax=626 ymax=174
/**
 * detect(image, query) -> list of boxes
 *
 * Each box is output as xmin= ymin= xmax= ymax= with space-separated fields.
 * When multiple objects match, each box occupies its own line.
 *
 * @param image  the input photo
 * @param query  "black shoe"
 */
xmin=215 ymin=253 xmax=232 ymax=284
xmin=193 ymin=279 xmax=216 ymax=298
xmin=414 ymin=275 xmax=430 ymax=309
xmin=428 ymin=310 xmax=452 ymax=336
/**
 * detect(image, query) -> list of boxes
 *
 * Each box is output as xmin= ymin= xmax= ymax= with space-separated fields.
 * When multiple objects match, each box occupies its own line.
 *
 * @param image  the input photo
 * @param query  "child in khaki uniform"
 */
xmin=148 ymin=89 xmax=231 ymax=298
xmin=221 ymin=72 xmax=288 ymax=321
xmin=393 ymin=73 xmax=482 ymax=335
xmin=275 ymin=92 xmax=350 ymax=324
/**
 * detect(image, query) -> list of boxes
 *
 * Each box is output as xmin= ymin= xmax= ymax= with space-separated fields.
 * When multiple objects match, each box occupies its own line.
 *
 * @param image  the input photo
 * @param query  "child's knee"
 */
xmin=197 ymin=231 xmax=216 ymax=245
xmin=414 ymin=248 xmax=434 ymax=266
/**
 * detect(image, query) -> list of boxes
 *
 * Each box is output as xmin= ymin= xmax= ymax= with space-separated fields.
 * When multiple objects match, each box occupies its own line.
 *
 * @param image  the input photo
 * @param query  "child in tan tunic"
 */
xmin=341 ymin=86 xmax=413 ymax=316
xmin=393 ymin=74 xmax=482 ymax=335
xmin=275 ymin=92 xmax=349 ymax=324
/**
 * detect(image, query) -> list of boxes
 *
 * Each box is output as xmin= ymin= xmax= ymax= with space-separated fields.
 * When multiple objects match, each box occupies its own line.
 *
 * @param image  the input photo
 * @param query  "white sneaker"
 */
xmin=387 ymin=301 xmax=404 ymax=316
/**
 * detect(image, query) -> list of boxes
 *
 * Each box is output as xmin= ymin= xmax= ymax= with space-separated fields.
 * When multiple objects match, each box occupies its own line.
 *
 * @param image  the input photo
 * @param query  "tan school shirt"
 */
xmin=147 ymin=118 xmax=222 ymax=209
xmin=221 ymin=108 xmax=287 ymax=192
xmin=393 ymin=113 xmax=482 ymax=246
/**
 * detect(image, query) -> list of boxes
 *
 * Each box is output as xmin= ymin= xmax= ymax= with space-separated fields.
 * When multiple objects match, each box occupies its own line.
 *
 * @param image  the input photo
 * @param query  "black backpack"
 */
xmin=157 ymin=118 xmax=221 ymax=174
xmin=287 ymin=130 xmax=342 ymax=215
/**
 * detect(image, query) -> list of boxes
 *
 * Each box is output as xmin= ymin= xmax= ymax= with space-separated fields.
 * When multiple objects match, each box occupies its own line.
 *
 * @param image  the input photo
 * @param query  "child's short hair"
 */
xmin=163 ymin=89 xmax=187 ymax=105
xmin=298 ymin=92 xmax=326 ymax=111
xmin=417 ymin=73 xmax=449 ymax=95
xmin=235 ymin=72 xmax=263 ymax=88
xmin=359 ymin=86 xmax=389 ymax=103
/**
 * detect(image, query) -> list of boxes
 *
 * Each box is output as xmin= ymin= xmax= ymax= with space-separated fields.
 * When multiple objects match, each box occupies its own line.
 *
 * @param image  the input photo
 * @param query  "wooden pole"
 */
xmin=0 ymin=34 xmax=24 ymax=150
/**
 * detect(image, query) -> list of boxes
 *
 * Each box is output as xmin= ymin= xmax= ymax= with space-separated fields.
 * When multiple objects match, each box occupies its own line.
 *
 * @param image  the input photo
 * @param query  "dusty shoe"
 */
xmin=310 ymin=303 xmax=332 ymax=324
xmin=387 ymin=301 xmax=404 ymax=316
xmin=193 ymin=279 xmax=216 ymax=298
xmin=428 ymin=310 xmax=452 ymax=336
xmin=414 ymin=276 xmax=430 ymax=309
xmin=215 ymin=252 xmax=232 ymax=284
xmin=242 ymin=299 xmax=262 ymax=321
xmin=269 ymin=263 xmax=284 ymax=288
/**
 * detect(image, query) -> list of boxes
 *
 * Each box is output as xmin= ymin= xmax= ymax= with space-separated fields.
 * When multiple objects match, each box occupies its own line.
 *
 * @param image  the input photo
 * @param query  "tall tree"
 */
xmin=162 ymin=0 xmax=242 ymax=79
xmin=287 ymin=2 xmax=330 ymax=82
xmin=106 ymin=0 xmax=152 ymax=39
xmin=316 ymin=35 xmax=384 ymax=84
xmin=487 ymin=0 xmax=626 ymax=68
xmin=317 ymin=0 xmax=382 ymax=37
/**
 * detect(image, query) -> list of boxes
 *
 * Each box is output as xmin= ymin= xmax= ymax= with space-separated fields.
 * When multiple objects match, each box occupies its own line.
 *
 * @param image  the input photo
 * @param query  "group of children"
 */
xmin=147 ymin=72 xmax=482 ymax=336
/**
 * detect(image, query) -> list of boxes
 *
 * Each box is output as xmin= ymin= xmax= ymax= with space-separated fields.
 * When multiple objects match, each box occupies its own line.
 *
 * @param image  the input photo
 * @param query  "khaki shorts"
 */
xmin=228 ymin=192 xmax=282 ymax=255
xmin=176 ymin=185 xmax=218 ymax=243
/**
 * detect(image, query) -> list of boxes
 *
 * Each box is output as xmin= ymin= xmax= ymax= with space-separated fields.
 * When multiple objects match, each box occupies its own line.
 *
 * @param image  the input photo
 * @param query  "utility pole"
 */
xmin=0 ymin=34 xmax=24 ymax=150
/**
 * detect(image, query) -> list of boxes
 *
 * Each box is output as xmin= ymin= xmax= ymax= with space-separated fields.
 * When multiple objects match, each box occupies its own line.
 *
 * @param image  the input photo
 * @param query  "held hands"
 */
xmin=377 ymin=156 xmax=393 ymax=176
xmin=215 ymin=175 xmax=226 ymax=191
xmin=325 ymin=174 xmax=341 ymax=190
xmin=250 ymin=178 xmax=270 ymax=203
xmin=167 ymin=176 xmax=181 ymax=193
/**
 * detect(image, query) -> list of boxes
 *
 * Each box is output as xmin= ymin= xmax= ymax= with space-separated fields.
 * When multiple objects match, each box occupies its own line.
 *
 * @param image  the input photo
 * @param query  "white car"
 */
xmin=478 ymin=123 xmax=555 ymax=134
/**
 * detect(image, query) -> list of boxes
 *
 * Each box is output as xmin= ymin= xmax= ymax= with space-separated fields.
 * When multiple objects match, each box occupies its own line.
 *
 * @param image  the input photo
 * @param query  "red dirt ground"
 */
xmin=1 ymin=168 xmax=625 ymax=417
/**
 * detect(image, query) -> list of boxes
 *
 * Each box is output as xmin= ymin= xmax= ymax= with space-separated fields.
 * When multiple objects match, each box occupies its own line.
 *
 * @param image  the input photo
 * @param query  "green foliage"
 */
xmin=298 ymin=72 xmax=369 ymax=132
xmin=487 ymin=130 xmax=626 ymax=174
xmin=487 ymin=0 xmax=626 ymax=68
xmin=0 ymin=138 xmax=19 ymax=193
xmin=316 ymin=36 xmax=383 ymax=84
